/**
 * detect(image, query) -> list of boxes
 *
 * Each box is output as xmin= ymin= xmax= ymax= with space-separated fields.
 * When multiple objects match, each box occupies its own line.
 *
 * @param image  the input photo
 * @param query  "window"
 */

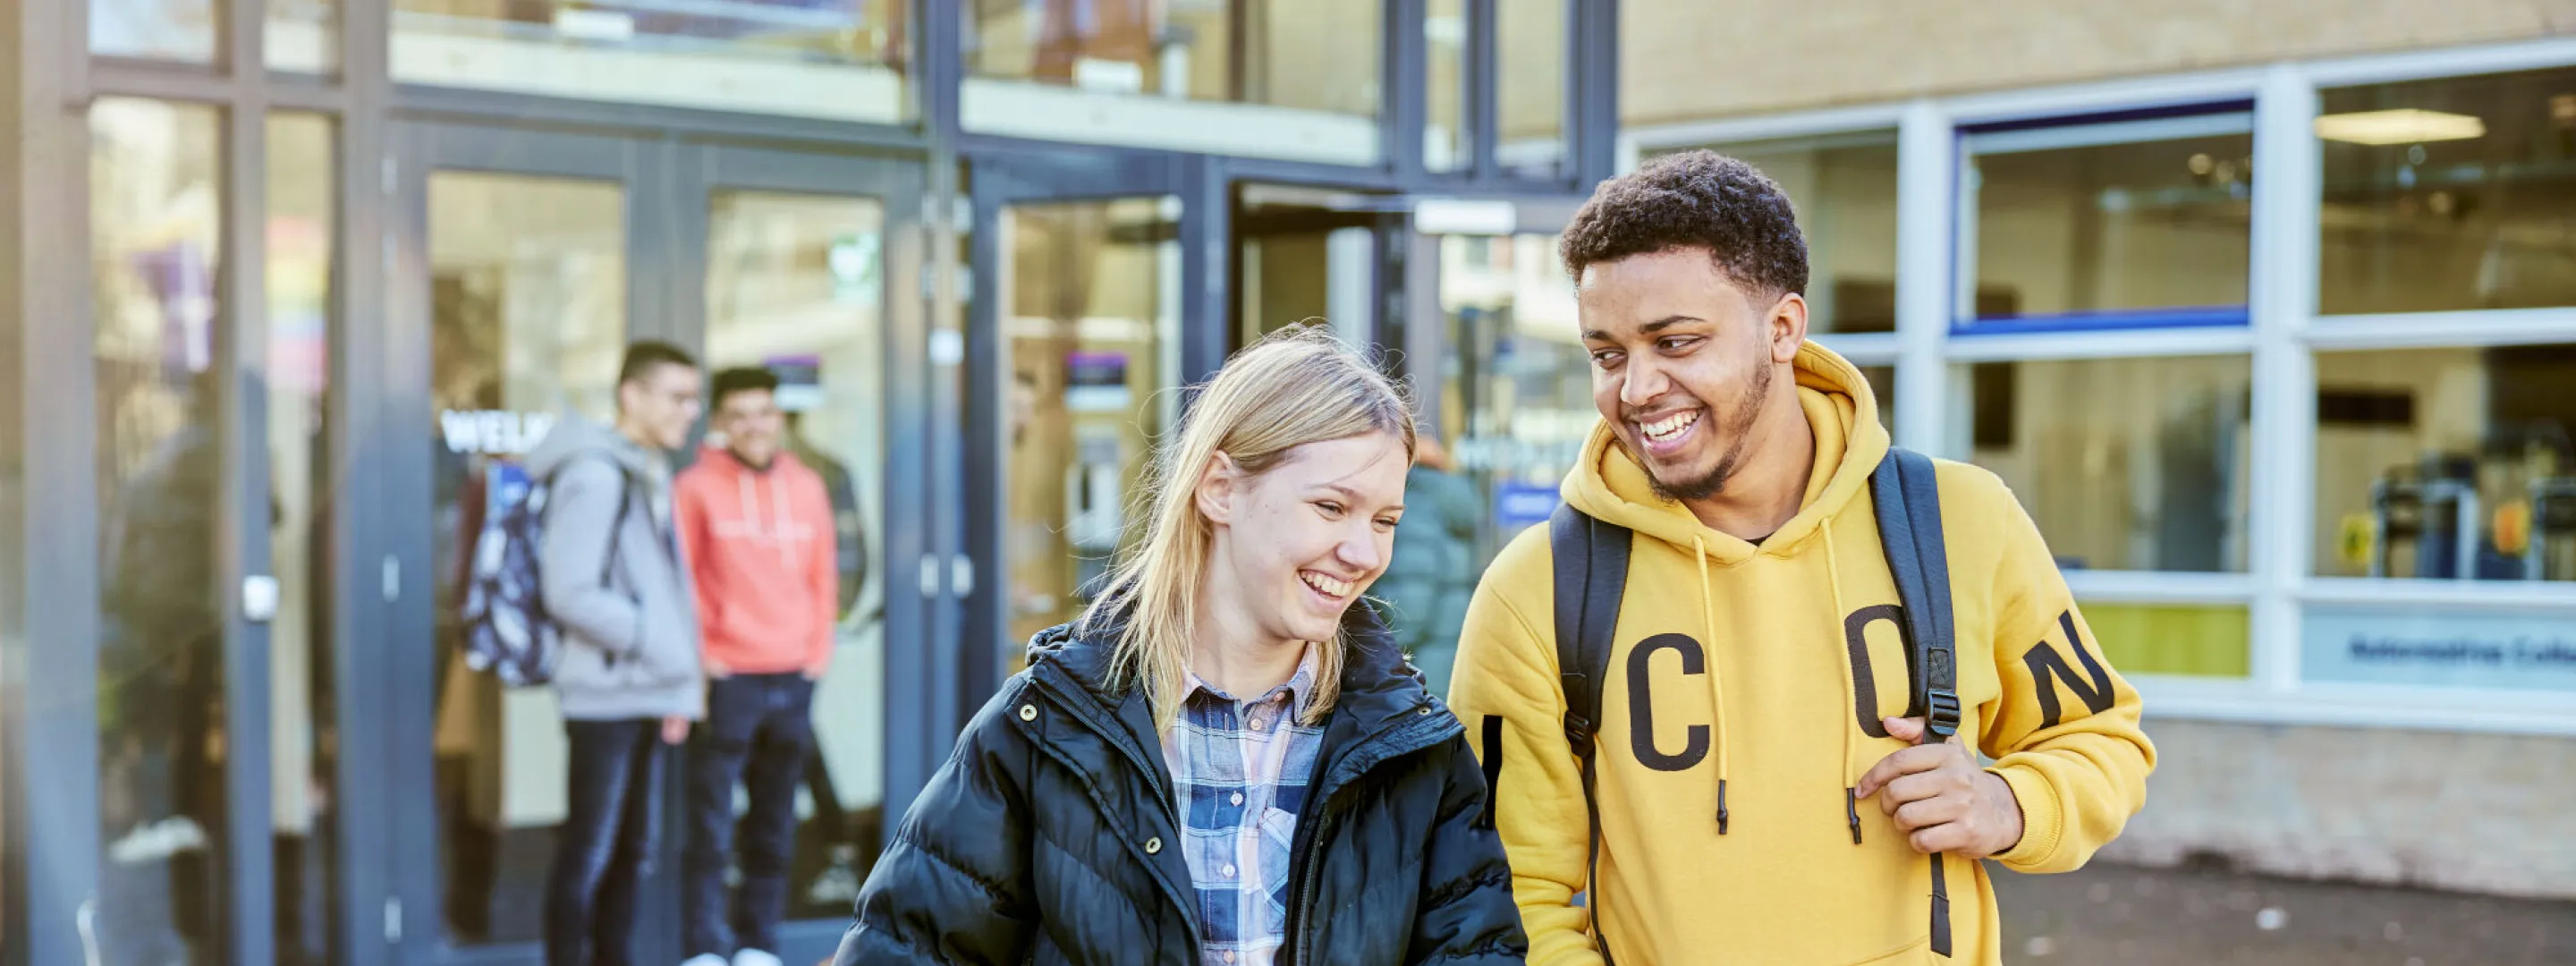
xmin=1438 ymin=234 xmax=1587 ymax=566
xmin=1003 ymin=198 xmax=1182 ymax=649
xmin=1496 ymin=0 xmax=1567 ymax=178
xmin=2312 ymin=344 xmax=2576 ymax=581
xmin=91 ymin=97 xmax=229 ymax=966
xmin=1425 ymin=0 xmax=1469 ymax=173
xmin=962 ymin=0 xmax=1381 ymax=164
xmin=1960 ymin=355 xmax=2252 ymax=572
xmin=267 ymin=111 xmax=338 ymax=963
xmin=1962 ymin=113 xmax=2253 ymax=330
xmin=2318 ymin=67 xmax=2576 ymax=316
xmin=1698 ymin=131 xmax=1901 ymax=335
xmin=393 ymin=0 xmax=909 ymax=123
xmin=93 ymin=0 xmax=214 ymax=62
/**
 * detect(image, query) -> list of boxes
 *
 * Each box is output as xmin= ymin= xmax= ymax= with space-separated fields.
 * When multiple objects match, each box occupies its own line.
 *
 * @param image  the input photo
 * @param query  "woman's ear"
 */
xmin=1193 ymin=452 xmax=1242 ymax=525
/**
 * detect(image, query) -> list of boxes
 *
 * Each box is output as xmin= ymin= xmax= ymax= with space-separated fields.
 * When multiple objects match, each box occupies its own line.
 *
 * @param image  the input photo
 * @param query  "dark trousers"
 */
xmin=683 ymin=673 xmax=817 ymax=957
xmin=547 ymin=718 xmax=668 ymax=966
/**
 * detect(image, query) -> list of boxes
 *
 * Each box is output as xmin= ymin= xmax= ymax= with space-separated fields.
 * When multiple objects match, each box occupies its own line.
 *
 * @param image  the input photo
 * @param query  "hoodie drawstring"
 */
xmin=1824 ymin=522 xmax=1863 ymax=846
xmin=1690 ymin=537 xmax=1730 ymax=835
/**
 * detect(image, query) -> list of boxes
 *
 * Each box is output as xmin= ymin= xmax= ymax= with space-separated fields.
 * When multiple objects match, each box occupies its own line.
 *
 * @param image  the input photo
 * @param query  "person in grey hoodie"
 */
xmin=524 ymin=339 xmax=707 ymax=966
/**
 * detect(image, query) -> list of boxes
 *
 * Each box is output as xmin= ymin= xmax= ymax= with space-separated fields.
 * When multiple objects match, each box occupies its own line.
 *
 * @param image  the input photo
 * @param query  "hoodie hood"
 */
xmin=1563 ymin=340 xmax=1890 ymax=562
xmin=1555 ymin=341 xmax=1895 ymax=882
xmin=525 ymin=412 xmax=669 ymax=486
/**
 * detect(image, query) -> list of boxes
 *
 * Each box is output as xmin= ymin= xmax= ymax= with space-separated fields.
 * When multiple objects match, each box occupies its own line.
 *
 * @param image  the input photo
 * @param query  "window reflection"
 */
xmin=92 ymin=97 xmax=228 ymax=966
xmin=1004 ymin=198 xmax=1182 ymax=654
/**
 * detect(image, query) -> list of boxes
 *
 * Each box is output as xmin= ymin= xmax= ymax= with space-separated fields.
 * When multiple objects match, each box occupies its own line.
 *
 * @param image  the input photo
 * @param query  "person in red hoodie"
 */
xmin=674 ymin=366 xmax=838 ymax=966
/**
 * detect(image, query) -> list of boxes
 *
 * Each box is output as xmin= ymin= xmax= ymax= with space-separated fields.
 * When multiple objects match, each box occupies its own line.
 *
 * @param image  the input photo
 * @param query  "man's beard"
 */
xmin=1642 ymin=357 xmax=1772 ymax=504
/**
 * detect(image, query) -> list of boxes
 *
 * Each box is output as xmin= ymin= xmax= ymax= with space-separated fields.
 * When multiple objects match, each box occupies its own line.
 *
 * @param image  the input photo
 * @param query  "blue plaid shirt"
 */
xmin=1159 ymin=649 xmax=1326 ymax=966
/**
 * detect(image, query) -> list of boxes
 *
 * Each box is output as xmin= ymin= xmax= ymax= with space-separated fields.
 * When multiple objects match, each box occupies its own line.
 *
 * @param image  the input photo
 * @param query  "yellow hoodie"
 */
xmin=1448 ymin=343 xmax=2156 ymax=965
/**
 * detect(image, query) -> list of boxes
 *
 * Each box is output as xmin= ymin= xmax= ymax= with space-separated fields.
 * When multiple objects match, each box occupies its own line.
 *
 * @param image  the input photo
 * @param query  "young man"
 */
xmin=1447 ymin=151 xmax=2157 ymax=965
xmin=674 ymin=367 xmax=839 ymax=966
xmin=527 ymin=340 xmax=708 ymax=966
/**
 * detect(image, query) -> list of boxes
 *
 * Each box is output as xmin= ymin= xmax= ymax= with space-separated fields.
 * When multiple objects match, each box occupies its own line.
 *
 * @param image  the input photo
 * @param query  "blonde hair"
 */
xmin=1077 ymin=326 xmax=1416 ymax=731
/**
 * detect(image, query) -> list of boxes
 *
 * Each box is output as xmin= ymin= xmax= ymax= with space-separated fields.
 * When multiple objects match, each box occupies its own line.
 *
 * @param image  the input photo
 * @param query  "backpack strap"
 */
xmin=1548 ymin=501 xmax=1629 ymax=965
xmin=542 ymin=450 xmax=638 ymax=593
xmin=1867 ymin=445 xmax=1960 ymax=958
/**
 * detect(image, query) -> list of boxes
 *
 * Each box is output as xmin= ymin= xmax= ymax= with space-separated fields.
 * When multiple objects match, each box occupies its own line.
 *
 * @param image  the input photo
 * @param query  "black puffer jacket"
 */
xmin=835 ymin=605 xmax=1528 ymax=965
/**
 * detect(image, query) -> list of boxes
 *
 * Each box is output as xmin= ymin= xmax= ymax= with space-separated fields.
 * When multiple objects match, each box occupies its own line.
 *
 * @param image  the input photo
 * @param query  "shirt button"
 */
xmin=1143 ymin=836 xmax=1162 ymax=855
xmin=1230 ymin=792 xmax=1245 ymax=807
xmin=1221 ymin=863 xmax=1236 ymax=878
xmin=1224 ymin=953 xmax=1236 ymax=964
xmin=1017 ymin=704 xmax=1037 ymax=722
xmin=1249 ymin=717 xmax=1266 ymax=732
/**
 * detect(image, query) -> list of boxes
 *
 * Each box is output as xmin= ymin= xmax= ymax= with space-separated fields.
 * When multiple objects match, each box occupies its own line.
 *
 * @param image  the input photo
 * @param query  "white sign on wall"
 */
xmin=2302 ymin=605 xmax=2576 ymax=692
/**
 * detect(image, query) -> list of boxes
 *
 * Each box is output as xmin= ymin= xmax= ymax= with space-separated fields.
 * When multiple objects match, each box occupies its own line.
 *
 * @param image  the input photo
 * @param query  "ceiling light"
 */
xmin=2314 ymin=109 xmax=2487 ymax=146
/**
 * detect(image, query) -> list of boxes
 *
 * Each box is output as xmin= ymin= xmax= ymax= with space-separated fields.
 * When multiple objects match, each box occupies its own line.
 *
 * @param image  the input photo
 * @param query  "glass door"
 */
xmin=380 ymin=122 xmax=658 ymax=965
xmin=82 ymin=100 xmax=349 ymax=966
xmin=677 ymin=144 xmax=926 ymax=964
xmin=964 ymin=152 xmax=1207 ymax=720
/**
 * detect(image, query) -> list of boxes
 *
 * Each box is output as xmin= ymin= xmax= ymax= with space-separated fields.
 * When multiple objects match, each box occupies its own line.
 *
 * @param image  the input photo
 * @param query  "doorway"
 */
xmin=366 ymin=120 xmax=930 ymax=966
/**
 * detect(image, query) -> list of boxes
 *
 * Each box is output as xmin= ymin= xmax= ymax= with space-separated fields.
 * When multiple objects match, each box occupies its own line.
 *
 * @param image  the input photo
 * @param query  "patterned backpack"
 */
xmin=460 ymin=455 xmax=630 ymax=686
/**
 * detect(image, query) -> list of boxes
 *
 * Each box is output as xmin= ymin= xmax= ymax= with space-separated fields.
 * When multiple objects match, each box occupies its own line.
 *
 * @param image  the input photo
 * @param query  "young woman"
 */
xmin=836 ymin=329 xmax=1527 ymax=966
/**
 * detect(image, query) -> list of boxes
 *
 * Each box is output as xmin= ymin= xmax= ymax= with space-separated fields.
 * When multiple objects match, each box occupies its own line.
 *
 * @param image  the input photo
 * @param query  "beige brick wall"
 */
xmin=2101 ymin=718 xmax=2576 ymax=899
xmin=1622 ymin=0 xmax=2576 ymax=125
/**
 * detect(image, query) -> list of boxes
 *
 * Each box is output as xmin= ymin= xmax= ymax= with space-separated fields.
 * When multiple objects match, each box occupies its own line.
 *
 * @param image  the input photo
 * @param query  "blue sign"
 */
xmin=1494 ymin=482 xmax=1561 ymax=536
xmin=2302 ymin=605 xmax=2576 ymax=692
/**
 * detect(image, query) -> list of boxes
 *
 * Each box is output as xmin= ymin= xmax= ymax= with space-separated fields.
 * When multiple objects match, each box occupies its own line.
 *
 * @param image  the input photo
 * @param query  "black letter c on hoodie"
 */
xmin=1627 ymin=633 xmax=1711 ymax=772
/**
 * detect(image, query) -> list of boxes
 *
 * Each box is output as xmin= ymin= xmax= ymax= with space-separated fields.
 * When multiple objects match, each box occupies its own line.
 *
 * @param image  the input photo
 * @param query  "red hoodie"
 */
xmin=674 ymin=445 xmax=837 ymax=675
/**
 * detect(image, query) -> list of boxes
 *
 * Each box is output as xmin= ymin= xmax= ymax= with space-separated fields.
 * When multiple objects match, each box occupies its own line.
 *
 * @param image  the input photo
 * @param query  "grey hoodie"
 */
xmin=525 ymin=413 xmax=704 ymax=721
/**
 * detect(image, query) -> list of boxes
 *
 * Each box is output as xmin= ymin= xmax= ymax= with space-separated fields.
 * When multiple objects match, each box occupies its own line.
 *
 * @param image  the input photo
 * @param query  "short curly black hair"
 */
xmin=1558 ymin=149 xmax=1809 ymax=300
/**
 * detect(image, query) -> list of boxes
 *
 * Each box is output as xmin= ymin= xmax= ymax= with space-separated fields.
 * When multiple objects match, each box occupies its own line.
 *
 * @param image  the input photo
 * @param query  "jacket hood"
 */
xmin=525 ymin=412 xmax=667 ymax=483
xmin=1563 ymin=340 xmax=1891 ymax=564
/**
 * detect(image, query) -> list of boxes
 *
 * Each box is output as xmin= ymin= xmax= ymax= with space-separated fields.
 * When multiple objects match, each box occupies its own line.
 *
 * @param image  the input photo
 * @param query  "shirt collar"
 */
xmin=1182 ymin=645 xmax=1321 ymax=719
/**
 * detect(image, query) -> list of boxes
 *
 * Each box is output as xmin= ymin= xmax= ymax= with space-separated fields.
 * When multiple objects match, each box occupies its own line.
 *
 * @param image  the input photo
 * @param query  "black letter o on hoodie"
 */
xmin=1627 ymin=633 xmax=1710 ymax=772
